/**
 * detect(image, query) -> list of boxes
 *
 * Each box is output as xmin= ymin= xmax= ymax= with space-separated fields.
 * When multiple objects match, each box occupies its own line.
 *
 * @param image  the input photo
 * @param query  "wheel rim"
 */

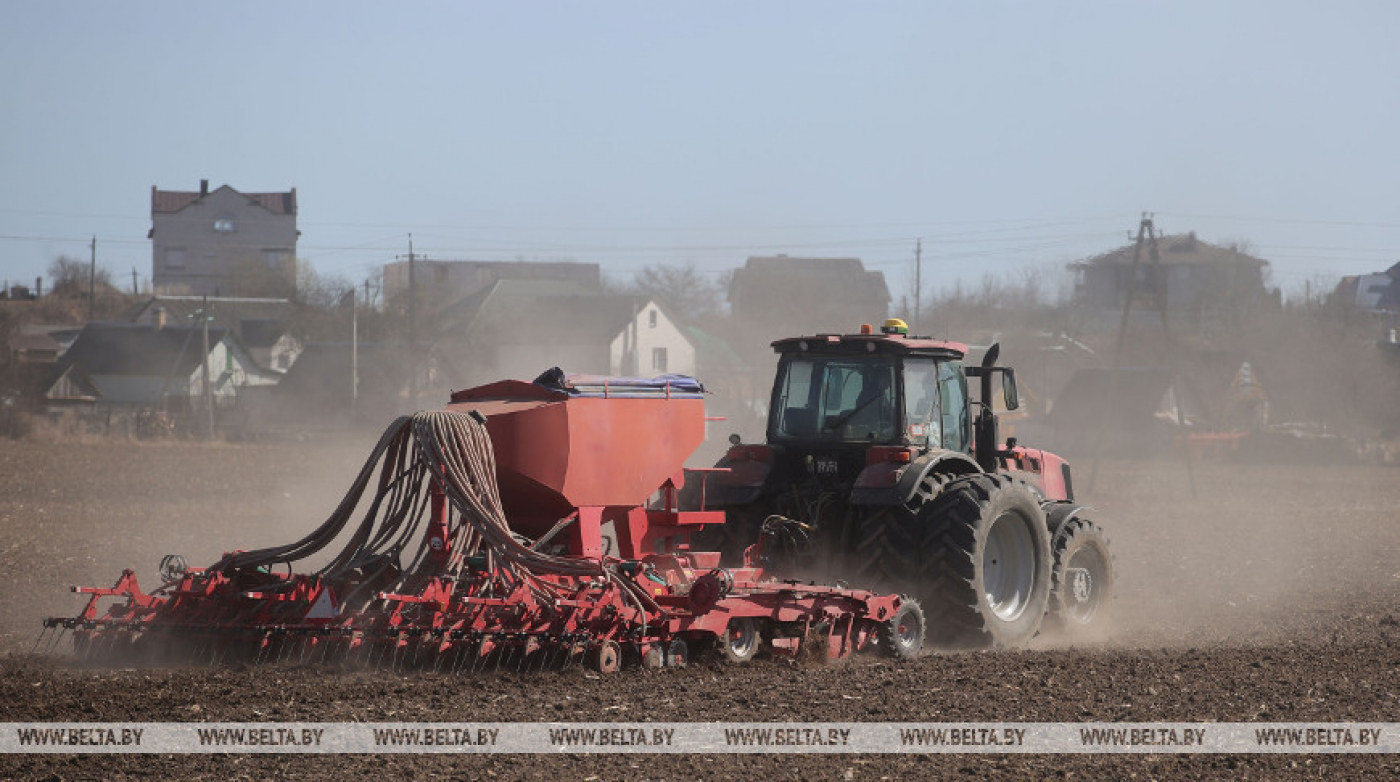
xmin=596 ymin=642 xmax=620 ymax=673
xmin=726 ymin=619 xmax=759 ymax=660
xmin=894 ymin=610 xmax=921 ymax=651
xmin=983 ymin=511 xmax=1036 ymax=621
xmin=1065 ymin=545 xmax=1106 ymax=621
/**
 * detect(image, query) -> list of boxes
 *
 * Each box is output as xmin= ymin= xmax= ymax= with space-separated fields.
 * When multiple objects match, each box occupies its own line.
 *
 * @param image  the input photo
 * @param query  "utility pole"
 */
xmin=131 ymin=267 xmax=139 ymax=297
xmin=914 ymin=238 xmax=923 ymax=331
xmin=199 ymin=295 xmax=215 ymax=438
xmin=407 ymin=234 xmax=417 ymax=406
xmin=88 ymin=236 xmax=96 ymax=322
xmin=351 ymin=287 xmax=359 ymax=415
xmin=1087 ymin=213 xmax=1196 ymax=498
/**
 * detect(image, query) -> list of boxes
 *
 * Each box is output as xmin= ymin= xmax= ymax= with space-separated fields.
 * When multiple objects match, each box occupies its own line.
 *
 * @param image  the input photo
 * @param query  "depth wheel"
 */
xmin=1047 ymin=515 xmax=1115 ymax=634
xmin=589 ymin=640 xmax=621 ymax=674
xmin=916 ymin=474 xmax=1051 ymax=648
xmin=878 ymin=598 xmax=926 ymax=659
xmin=719 ymin=618 xmax=761 ymax=664
xmin=666 ymin=639 xmax=689 ymax=668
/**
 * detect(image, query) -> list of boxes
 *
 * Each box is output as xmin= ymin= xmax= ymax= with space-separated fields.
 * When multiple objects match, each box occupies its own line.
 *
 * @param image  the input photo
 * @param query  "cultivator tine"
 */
xmin=96 ymin=629 xmax=116 ymax=663
xmin=48 ymin=627 xmax=68 ymax=656
xmin=43 ymin=628 xmax=59 ymax=655
xmin=32 ymin=627 xmax=50 ymax=656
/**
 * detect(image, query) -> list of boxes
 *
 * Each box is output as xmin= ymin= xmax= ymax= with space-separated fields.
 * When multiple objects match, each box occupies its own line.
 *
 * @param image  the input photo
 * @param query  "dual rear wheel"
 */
xmin=914 ymin=474 xmax=1052 ymax=648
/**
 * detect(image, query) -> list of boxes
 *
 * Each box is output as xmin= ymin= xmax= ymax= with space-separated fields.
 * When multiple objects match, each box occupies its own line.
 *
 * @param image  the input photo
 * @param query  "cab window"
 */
xmin=938 ymin=360 xmax=969 ymax=452
xmin=773 ymin=357 xmax=897 ymax=442
xmin=902 ymin=358 xmax=940 ymax=446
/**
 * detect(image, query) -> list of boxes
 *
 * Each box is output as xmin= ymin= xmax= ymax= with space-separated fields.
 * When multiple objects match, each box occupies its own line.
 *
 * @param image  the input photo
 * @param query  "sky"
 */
xmin=2 ymin=1 xmax=1398 ymax=306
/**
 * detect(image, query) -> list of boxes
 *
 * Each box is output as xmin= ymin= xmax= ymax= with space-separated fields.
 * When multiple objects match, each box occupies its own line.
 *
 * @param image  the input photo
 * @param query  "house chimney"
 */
xmin=154 ymin=306 xmax=167 ymax=330
xmin=200 ymin=179 xmax=209 ymax=196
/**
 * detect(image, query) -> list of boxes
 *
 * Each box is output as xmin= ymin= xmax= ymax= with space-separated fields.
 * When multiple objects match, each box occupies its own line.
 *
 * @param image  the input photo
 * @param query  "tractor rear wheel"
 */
xmin=1047 ymin=515 xmax=1114 ymax=634
xmin=915 ymin=474 xmax=1051 ymax=648
xmin=849 ymin=507 xmax=918 ymax=593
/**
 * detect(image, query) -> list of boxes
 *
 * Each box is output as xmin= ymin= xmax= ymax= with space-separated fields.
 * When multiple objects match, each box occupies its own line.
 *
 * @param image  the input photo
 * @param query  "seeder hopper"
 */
xmin=41 ymin=372 xmax=925 ymax=672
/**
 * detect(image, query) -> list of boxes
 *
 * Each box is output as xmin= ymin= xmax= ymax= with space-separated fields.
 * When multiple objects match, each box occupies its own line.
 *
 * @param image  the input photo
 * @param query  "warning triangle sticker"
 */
xmin=305 ymin=588 xmax=338 ymax=621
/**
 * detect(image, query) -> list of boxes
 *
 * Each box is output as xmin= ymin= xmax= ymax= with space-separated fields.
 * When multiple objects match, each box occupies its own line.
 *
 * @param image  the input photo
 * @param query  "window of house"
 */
xmin=214 ymin=216 xmax=235 ymax=232
xmin=648 ymin=309 xmax=658 ymax=328
xmin=651 ymin=347 xmax=668 ymax=372
xmin=166 ymin=248 xmax=186 ymax=268
xmin=264 ymin=251 xmax=283 ymax=270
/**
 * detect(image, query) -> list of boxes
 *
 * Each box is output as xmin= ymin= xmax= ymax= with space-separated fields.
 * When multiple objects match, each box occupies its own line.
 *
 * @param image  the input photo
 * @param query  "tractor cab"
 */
xmin=762 ymin=319 xmax=975 ymax=484
xmin=709 ymin=319 xmax=1030 ymax=508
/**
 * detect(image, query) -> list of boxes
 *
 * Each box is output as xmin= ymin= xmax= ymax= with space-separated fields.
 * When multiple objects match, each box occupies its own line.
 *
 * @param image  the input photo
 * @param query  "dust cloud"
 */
xmin=1034 ymin=454 xmax=1400 ymax=650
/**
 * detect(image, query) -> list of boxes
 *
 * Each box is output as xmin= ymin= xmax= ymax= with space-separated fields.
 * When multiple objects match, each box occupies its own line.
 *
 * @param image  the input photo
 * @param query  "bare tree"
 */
xmin=47 ymin=255 xmax=111 ymax=297
xmin=626 ymin=262 xmax=727 ymax=324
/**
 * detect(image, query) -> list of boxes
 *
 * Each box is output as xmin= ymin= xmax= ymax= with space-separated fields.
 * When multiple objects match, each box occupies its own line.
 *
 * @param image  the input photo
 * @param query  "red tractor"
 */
xmin=697 ymin=320 xmax=1114 ymax=648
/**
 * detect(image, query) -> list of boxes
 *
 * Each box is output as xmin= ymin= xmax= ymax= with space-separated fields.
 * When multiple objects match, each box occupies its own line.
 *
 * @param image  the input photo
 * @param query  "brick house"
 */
xmin=150 ymin=180 xmax=298 ymax=297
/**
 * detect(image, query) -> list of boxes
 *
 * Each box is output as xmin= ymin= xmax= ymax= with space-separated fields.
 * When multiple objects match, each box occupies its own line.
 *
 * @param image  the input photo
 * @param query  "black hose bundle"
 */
xmin=209 ymin=410 xmax=654 ymax=615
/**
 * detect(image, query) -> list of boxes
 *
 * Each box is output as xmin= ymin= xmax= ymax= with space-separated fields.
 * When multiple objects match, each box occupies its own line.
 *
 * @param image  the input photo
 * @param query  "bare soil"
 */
xmin=1 ymin=437 xmax=1398 ymax=780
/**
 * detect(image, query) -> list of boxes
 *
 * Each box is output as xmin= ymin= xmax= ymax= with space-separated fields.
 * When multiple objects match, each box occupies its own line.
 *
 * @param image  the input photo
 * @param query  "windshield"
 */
xmin=772 ymin=357 xmax=898 ymax=442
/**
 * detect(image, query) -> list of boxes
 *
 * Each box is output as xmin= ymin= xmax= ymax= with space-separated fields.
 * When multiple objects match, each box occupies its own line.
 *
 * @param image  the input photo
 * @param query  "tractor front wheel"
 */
xmin=1047 ymin=515 xmax=1115 ymax=634
xmin=916 ymin=474 xmax=1051 ymax=648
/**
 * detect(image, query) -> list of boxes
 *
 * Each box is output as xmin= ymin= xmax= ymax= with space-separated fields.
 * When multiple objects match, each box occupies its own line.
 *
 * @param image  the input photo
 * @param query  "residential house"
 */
xmin=150 ymin=180 xmax=298 ymax=297
xmin=1335 ymin=262 xmax=1400 ymax=315
xmin=382 ymin=259 xmax=601 ymax=310
xmin=0 ymin=362 xmax=101 ymax=415
xmin=62 ymin=322 xmax=273 ymax=410
xmin=1069 ymin=232 xmax=1271 ymax=316
xmin=7 ymin=331 xmax=62 ymax=363
xmin=440 ymin=278 xmax=697 ymax=385
xmin=123 ymin=295 xmax=302 ymax=373
xmin=728 ymin=256 xmax=891 ymax=337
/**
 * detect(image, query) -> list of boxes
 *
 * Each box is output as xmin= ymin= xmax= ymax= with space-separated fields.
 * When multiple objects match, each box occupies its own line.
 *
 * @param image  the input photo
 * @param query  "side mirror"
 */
xmin=1001 ymin=369 xmax=1019 ymax=411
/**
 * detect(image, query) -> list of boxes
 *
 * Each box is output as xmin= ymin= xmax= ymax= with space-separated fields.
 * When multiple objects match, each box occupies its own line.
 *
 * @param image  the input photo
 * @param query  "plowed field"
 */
xmin=1 ymin=438 xmax=1397 ymax=779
